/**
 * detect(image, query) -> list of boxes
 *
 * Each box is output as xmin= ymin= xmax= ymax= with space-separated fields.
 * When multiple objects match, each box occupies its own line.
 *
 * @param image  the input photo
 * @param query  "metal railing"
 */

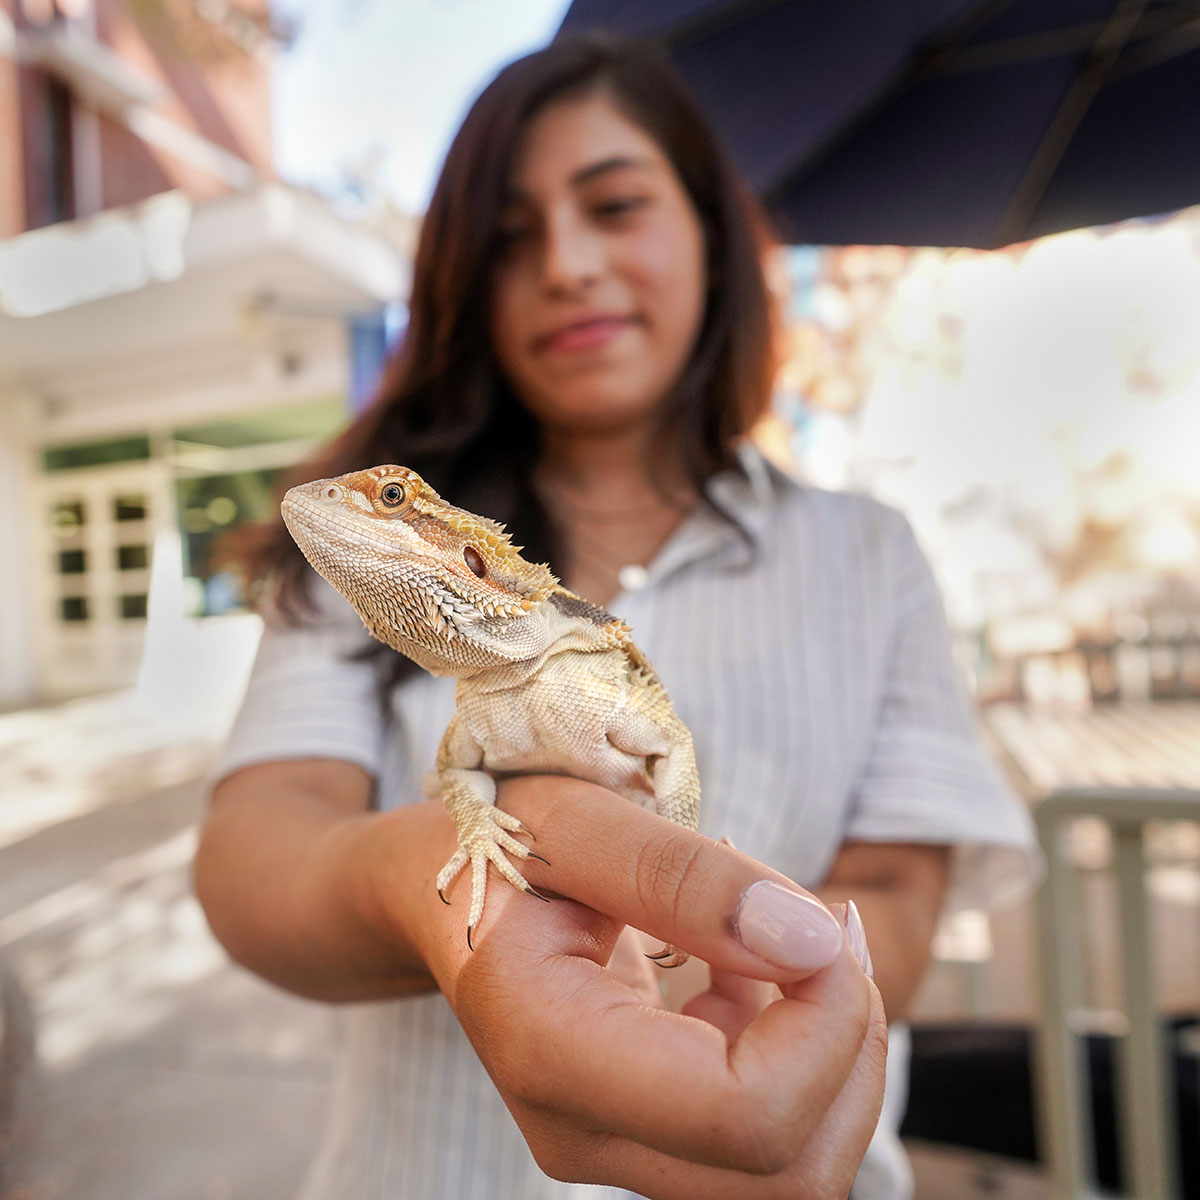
xmin=1033 ymin=787 xmax=1200 ymax=1200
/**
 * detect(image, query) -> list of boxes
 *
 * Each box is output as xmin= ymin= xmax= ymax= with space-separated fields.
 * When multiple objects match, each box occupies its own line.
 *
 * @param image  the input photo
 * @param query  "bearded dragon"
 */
xmin=281 ymin=465 xmax=700 ymax=962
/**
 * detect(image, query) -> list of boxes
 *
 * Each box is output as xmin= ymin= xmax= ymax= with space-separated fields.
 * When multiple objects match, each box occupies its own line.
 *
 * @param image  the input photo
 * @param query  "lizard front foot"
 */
xmin=437 ymin=800 xmax=550 ymax=949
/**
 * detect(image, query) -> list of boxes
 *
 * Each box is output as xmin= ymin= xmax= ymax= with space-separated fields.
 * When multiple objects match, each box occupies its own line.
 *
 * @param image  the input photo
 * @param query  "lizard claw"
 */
xmin=439 ymin=799 xmax=553 ymax=946
xmin=645 ymin=943 xmax=689 ymax=969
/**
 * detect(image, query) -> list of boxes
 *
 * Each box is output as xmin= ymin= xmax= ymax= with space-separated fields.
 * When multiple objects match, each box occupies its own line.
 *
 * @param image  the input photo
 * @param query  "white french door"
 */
xmin=35 ymin=461 xmax=174 ymax=697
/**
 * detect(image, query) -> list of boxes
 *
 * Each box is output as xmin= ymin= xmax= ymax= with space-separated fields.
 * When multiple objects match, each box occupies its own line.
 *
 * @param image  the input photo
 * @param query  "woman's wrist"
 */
xmin=306 ymin=800 xmax=453 ymax=997
xmin=197 ymin=781 xmax=446 ymax=1003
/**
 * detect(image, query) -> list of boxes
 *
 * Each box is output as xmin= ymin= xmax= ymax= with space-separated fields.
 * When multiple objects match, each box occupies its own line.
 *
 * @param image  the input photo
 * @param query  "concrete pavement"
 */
xmin=0 ymin=694 xmax=333 ymax=1200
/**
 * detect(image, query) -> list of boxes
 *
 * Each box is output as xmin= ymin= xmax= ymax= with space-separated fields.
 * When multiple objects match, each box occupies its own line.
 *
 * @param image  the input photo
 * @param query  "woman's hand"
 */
xmin=200 ymin=763 xmax=885 ymax=1197
xmin=385 ymin=775 xmax=886 ymax=1200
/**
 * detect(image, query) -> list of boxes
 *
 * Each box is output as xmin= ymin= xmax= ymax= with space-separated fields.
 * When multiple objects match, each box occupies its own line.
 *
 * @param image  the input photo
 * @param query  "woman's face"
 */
xmin=488 ymin=90 xmax=708 ymax=438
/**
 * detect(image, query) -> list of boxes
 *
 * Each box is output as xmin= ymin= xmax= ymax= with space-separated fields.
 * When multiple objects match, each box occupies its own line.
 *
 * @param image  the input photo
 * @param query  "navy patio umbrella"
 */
xmin=557 ymin=0 xmax=1200 ymax=249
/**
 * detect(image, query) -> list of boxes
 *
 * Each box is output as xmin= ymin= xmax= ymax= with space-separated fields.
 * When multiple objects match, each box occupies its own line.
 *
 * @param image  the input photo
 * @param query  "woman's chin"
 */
xmin=525 ymin=385 xmax=669 ymax=440
xmin=539 ymin=406 xmax=659 ymax=440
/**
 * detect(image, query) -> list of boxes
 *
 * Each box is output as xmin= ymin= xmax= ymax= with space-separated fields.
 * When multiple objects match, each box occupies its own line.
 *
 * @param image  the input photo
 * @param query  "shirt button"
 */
xmin=618 ymin=564 xmax=649 ymax=592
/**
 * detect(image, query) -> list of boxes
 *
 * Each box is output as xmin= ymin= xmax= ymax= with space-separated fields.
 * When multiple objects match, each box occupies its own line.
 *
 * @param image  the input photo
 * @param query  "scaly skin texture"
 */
xmin=281 ymin=465 xmax=700 ymax=961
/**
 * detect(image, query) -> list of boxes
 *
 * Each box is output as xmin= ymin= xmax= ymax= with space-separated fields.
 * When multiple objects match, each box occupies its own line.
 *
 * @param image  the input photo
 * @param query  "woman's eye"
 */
xmin=593 ymin=195 xmax=646 ymax=219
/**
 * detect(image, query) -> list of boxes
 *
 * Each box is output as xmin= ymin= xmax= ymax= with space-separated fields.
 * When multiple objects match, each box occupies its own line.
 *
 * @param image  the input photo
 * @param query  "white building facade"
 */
xmin=0 ymin=0 xmax=409 ymax=709
xmin=0 ymin=182 xmax=406 ymax=706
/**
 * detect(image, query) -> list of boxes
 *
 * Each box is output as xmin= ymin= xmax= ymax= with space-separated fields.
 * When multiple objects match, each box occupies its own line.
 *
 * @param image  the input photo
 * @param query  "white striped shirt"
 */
xmin=215 ymin=446 xmax=1038 ymax=1200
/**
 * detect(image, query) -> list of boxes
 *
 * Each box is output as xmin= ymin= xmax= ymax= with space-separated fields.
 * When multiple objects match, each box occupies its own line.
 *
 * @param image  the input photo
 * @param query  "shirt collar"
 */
xmin=706 ymin=440 xmax=795 ymax=511
xmin=633 ymin=442 xmax=799 ymax=589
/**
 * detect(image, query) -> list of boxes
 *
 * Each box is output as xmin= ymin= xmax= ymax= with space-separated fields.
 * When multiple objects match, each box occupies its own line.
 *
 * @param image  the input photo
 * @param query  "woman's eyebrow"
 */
xmin=503 ymin=156 xmax=654 ymax=205
xmin=569 ymin=155 xmax=653 ymax=187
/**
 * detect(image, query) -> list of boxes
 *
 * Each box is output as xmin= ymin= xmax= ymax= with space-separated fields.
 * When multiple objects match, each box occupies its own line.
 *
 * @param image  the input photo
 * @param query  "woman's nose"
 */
xmin=541 ymin=214 xmax=603 ymax=292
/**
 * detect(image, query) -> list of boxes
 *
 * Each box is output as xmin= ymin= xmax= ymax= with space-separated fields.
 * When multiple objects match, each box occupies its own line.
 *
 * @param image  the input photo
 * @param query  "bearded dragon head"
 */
xmin=282 ymin=465 xmax=559 ymax=677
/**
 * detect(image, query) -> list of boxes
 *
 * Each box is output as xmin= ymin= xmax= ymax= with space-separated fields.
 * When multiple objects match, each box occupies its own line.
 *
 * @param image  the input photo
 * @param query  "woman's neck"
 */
xmin=536 ymin=428 xmax=691 ymax=511
xmin=534 ymin=428 xmax=697 ymax=606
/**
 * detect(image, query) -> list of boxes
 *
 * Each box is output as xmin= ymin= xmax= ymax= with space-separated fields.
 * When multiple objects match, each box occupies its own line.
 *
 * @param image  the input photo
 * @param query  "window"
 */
xmin=23 ymin=72 xmax=76 ymax=230
xmin=51 ymin=499 xmax=86 ymax=533
xmin=43 ymin=437 xmax=151 ymax=473
xmin=119 ymin=594 xmax=148 ymax=620
xmin=114 ymin=495 xmax=149 ymax=522
xmin=57 ymin=548 xmax=87 ymax=574
xmin=60 ymin=596 xmax=89 ymax=622
xmin=116 ymin=544 xmax=149 ymax=570
xmin=176 ymin=468 xmax=279 ymax=616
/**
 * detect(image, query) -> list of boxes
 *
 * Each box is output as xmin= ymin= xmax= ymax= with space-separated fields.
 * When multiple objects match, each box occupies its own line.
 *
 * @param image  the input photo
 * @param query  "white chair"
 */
xmin=1033 ymin=786 xmax=1200 ymax=1200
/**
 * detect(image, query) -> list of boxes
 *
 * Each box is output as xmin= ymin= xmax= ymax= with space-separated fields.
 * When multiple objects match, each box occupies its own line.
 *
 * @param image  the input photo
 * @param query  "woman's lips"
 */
xmin=536 ymin=316 xmax=636 ymax=353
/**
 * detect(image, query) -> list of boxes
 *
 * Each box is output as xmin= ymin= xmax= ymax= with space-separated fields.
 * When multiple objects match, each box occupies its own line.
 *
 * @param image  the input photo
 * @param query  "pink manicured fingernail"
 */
xmin=835 ymin=900 xmax=874 ymax=978
xmin=734 ymin=881 xmax=844 ymax=971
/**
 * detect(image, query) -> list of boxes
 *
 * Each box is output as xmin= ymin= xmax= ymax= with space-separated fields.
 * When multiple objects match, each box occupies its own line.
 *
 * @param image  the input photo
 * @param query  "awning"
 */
xmin=0 ymin=182 xmax=408 ymax=392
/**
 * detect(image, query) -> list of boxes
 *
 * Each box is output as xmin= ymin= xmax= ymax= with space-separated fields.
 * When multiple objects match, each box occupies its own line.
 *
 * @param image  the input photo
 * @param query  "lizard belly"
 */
xmin=459 ymin=652 xmax=654 ymax=806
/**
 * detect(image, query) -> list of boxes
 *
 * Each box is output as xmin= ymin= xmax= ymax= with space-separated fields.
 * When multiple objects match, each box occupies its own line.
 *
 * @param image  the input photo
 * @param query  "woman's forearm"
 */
xmin=194 ymin=759 xmax=447 ymax=1002
xmin=816 ymin=841 xmax=952 ymax=1020
xmin=814 ymin=884 xmax=931 ymax=1018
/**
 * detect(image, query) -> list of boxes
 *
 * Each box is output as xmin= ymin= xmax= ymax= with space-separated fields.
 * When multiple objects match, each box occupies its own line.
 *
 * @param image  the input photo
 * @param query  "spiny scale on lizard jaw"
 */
xmin=281 ymin=464 xmax=700 ymax=965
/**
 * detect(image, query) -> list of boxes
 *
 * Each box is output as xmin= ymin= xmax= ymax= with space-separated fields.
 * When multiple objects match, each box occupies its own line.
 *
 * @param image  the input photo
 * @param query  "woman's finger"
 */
xmin=497 ymin=775 xmax=847 ymax=983
xmin=788 ymin=977 xmax=889 ymax=1196
xmin=456 ymin=890 xmax=875 ymax=1174
xmin=511 ymin=977 xmax=887 ymax=1200
xmin=681 ymin=964 xmax=778 ymax=1041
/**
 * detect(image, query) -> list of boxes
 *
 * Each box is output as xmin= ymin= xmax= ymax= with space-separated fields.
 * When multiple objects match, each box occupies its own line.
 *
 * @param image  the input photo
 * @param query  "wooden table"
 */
xmin=982 ymin=701 xmax=1200 ymax=798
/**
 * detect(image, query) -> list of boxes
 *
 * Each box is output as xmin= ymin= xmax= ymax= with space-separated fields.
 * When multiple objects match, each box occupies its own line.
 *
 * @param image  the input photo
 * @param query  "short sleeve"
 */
xmin=845 ymin=514 xmax=1041 ymax=911
xmin=211 ymin=579 xmax=387 ymax=786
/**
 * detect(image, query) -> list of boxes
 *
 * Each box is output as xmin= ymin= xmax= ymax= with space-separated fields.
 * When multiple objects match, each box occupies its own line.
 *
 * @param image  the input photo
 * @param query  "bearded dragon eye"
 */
xmin=380 ymin=483 xmax=405 ymax=507
xmin=463 ymin=546 xmax=487 ymax=578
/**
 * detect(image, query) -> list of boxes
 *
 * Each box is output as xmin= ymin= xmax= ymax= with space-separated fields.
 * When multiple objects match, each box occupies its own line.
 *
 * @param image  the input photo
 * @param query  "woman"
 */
xmin=196 ymin=34 xmax=1034 ymax=1200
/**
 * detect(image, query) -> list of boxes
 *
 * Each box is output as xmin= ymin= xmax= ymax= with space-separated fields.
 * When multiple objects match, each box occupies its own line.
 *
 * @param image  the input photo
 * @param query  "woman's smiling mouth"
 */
xmin=534 ymin=315 xmax=638 ymax=354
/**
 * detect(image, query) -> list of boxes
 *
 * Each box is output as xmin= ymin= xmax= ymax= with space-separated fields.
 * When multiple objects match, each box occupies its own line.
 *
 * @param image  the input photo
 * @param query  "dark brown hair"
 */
xmin=239 ymin=33 xmax=779 ymax=673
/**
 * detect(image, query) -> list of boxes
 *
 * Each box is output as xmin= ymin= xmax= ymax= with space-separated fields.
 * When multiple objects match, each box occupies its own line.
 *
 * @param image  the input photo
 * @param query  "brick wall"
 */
xmin=95 ymin=0 xmax=272 ymax=208
xmin=5 ymin=0 xmax=273 ymax=232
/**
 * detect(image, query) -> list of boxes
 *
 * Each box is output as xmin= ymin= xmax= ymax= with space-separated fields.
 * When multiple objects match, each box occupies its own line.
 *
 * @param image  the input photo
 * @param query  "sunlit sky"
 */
xmin=272 ymin=0 xmax=572 ymax=213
